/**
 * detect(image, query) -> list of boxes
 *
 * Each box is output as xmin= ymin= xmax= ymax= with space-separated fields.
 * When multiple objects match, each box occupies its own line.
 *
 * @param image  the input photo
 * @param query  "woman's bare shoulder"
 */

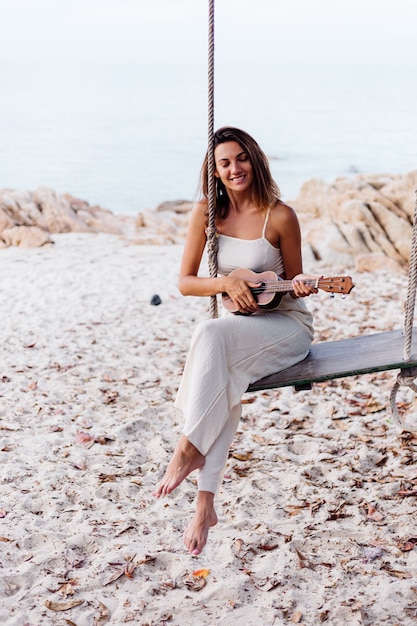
xmin=189 ymin=200 xmax=209 ymax=222
xmin=270 ymin=200 xmax=299 ymax=225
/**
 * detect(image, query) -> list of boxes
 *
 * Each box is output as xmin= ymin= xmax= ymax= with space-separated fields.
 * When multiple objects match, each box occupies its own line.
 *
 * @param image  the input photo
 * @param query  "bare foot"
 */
xmin=183 ymin=491 xmax=218 ymax=555
xmin=152 ymin=435 xmax=205 ymax=498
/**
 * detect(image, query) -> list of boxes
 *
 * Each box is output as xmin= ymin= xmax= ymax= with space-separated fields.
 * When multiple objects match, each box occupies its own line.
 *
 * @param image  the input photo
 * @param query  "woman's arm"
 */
xmin=178 ymin=202 xmax=228 ymax=297
xmin=178 ymin=202 xmax=260 ymax=313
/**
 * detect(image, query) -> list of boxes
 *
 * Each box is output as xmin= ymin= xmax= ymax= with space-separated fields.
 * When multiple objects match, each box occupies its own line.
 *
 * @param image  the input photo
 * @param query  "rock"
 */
xmin=32 ymin=187 xmax=92 ymax=233
xmin=1 ymin=225 xmax=53 ymax=248
xmin=0 ymin=188 xmax=136 ymax=248
xmin=293 ymin=170 xmax=416 ymax=267
xmin=0 ymin=170 xmax=415 ymax=256
xmin=0 ymin=208 xmax=15 ymax=232
xmin=355 ymin=253 xmax=403 ymax=273
xmin=150 ymin=294 xmax=162 ymax=306
xmin=155 ymin=200 xmax=194 ymax=214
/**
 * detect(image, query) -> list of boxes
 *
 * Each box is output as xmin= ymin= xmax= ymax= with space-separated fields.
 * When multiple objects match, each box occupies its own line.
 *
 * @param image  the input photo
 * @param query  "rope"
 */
xmin=207 ymin=0 xmax=218 ymax=319
xmin=402 ymin=190 xmax=417 ymax=360
xmin=390 ymin=191 xmax=417 ymax=430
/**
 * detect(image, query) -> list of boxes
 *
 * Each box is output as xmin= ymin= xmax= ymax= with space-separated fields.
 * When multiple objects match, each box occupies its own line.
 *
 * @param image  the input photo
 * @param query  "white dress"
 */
xmin=175 ymin=209 xmax=314 ymax=493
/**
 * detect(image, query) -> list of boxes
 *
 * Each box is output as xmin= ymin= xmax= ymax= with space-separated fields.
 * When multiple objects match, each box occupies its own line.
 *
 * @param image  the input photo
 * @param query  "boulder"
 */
xmin=0 ymin=188 xmax=135 ymax=247
xmin=293 ymin=170 xmax=417 ymax=268
xmin=1 ymin=225 xmax=53 ymax=248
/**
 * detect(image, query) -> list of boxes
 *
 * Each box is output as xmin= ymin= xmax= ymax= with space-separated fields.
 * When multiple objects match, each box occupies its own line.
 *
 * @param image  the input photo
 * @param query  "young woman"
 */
xmin=153 ymin=127 xmax=319 ymax=555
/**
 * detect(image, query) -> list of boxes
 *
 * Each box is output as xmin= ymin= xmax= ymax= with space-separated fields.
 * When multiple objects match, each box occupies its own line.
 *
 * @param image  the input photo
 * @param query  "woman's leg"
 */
xmin=197 ymin=403 xmax=242 ymax=492
xmin=183 ymin=490 xmax=217 ymax=555
xmin=152 ymin=434 xmax=205 ymax=498
xmin=183 ymin=404 xmax=242 ymax=554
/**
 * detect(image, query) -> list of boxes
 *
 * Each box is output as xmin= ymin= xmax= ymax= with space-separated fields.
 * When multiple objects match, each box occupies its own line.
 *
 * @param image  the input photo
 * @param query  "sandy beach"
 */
xmin=1 ymin=232 xmax=417 ymax=625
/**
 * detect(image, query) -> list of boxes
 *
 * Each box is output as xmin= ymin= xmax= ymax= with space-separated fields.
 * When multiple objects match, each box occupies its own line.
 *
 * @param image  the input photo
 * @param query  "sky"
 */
xmin=0 ymin=0 xmax=416 ymax=65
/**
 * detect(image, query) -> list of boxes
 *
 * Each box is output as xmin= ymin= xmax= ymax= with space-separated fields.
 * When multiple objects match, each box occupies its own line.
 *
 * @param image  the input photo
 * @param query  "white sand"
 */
xmin=1 ymin=232 xmax=417 ymax=625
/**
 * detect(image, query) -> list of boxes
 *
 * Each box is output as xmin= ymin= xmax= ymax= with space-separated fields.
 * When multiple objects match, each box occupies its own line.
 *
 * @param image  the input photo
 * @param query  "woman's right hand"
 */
xmin=224 ymin=274 xmax=260 ymax=314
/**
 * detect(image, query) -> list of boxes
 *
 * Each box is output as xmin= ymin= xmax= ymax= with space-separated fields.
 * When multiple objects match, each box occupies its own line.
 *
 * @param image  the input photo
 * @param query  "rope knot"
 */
xmin=205 ymin=226 xmax=219 ymax=239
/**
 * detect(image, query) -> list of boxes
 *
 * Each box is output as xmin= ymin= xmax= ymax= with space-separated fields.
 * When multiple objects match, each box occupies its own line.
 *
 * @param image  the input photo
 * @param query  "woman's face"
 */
xmin=214 ymin=141 xmax=253 ymax=193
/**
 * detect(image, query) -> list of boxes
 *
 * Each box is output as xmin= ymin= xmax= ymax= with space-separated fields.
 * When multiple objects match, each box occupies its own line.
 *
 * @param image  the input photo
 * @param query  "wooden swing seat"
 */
xmin=247 ymin=328 xmax=417 ymax=393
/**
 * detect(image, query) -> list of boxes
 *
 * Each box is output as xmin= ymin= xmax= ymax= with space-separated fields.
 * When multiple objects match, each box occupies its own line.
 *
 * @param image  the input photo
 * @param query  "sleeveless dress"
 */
xmin=174 ymin=208 xmax=314 ymax=493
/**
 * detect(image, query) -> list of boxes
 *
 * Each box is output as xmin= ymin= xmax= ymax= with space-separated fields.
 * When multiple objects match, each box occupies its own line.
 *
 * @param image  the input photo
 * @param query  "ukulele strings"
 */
xmin=250 ymin=279 xmax=324 ymax=295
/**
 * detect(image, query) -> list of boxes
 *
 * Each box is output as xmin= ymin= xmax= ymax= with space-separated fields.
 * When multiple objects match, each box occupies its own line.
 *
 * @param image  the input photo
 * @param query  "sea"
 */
xmin=0 ymin=56 xmax=416 ymax=216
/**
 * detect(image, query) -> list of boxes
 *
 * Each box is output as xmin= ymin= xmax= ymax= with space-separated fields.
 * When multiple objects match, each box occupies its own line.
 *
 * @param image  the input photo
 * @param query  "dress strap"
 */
xmin=262 ymin=207 xmax=271 ymax=239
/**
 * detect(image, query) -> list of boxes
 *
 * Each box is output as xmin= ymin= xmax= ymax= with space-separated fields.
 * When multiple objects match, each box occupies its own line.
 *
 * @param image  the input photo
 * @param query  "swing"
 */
xmin=205 ymin=0 xmax=417 ymax=428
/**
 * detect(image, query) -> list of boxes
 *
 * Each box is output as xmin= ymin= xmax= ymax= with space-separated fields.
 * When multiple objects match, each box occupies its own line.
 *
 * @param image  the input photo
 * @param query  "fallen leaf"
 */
xmin=309 ymin=499 xmax=325 ymax=515
xmin=363 ymin=503 xmax=384 ymax=522
xmin=241 ymin=396 xmax=256 ymax=404
xmin=291 ymin=611 xmax=303 ymax=623
xmin=104 ymin=568 xmax=125 ymax=585
xmin=104 ymin=560 xmax=136 ymax=585
xmin=95 ymin=435 xmax=115 ymax=445
xmin=396 ymin=537 xmax=417 ymax=552
xmin=232 ymin=464 xmax=252 ymax=477
xmin=72 ymin=460 xmax=88 ymax=470
xmin=381 ymin=564 xmax=412 ymax=579
xmin=124 ymin=562 xmax=136 ymax=578
xmin=252 ymin=434 xmax=275 ymax=445
xmin=294 ymin=546 xmax=315 ymax=570
xmin=75 ymin=430 xmax=95 ymax=448
xmin=183 ymin=573 xmax=207 ymax=591
xmin=396 ymin=489 xmax=417 ymax=497
xmin=192 ymin=568 xmax=210 ymax=578
xmin=161 ymin=579 xmax=177 ymax=590
xmin=259 ymin=544 xmax=279 ymax=551
xmin=0 ymin=536 xmax=11 ymax=542
xmin=98 ymin=474 xmax=117 ymax=483
xmin=247 ymin=574 xmax=280 ymax=591
xmin=100 ymin=388 xmax=119 ymax=404
xmin=51 ymin=580 xmax=78 ymax=598
xmin=93 ymin=601 xmax=111 ymax=625
xmin=230 ymin=451 xmax=253 ymax=461
xmin=137 ymin=554 xmax=156 ymax=565
xmin=0 ymin=510 xmax=7 ymax=518
xmin=284 ymin=504 xmax=308 ymax=516
xmin=232 ymin=538 xmax=245 ymax=554
xmin=45 ymin=599 xmax=84 ymax=612
xmin=362 ymin=546 xmax=384 ymax=562
xmin=64 ymin=549 xmax=86 ymax=569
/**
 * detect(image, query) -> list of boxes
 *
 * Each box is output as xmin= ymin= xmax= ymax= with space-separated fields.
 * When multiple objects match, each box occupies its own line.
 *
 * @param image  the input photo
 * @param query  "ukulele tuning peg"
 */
xmin=329 ymin=293 xmax=335 ymax=299
xmin=341 ymin=294 xmax=346 ymax=300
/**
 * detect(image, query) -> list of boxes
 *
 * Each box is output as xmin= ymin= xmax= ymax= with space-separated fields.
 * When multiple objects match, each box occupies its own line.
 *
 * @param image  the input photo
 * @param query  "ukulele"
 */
xmin=222 ymin=268 xmax=354 ymax=314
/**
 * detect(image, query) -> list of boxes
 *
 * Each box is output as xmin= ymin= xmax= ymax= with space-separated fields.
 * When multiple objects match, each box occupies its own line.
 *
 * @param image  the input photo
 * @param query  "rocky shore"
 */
xmin=1 ymin=169 xmax=416 ymax=271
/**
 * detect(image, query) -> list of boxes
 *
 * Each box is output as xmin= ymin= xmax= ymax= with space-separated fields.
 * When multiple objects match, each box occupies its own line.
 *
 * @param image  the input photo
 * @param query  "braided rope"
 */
xmin=390 ymin=191 xmax=417 ymax=430
xmin=207 ymin=0 xmax=218 ymax=319
xmin=402 ymin=191 xmax=417 ymax=360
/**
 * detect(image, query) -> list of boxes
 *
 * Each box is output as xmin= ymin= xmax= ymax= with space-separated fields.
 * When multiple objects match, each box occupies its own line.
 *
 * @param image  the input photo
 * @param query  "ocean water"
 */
xmin=0 ymin=56 xmax=416 ymax=216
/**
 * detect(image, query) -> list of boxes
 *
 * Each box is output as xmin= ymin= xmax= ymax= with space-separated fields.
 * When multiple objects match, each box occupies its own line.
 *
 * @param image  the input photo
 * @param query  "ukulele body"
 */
xmin=222 ymin=269 xmax=286 ymax=313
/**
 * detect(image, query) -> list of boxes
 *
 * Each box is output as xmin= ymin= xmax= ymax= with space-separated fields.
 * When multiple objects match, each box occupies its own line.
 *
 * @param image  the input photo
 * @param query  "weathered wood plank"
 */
xmin=247 ymin=328 xmax=417 ymax=392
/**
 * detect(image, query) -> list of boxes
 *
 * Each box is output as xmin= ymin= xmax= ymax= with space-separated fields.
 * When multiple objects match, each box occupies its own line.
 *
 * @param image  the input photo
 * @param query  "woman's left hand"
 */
xmin=291 ymin=273 xmax=322 ymax=298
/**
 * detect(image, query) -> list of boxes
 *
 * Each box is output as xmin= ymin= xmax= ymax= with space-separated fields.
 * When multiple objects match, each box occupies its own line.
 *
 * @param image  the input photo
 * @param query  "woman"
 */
xmin=153 ymin=127 xmax=319 ymax=555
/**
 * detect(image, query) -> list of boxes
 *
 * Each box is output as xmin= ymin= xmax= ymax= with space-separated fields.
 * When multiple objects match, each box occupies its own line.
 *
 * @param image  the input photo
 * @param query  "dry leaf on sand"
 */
xmin=45 ymin=599 xmax=84 ymax=611
xmin=93 ymin=601 xmax=111 ymax=625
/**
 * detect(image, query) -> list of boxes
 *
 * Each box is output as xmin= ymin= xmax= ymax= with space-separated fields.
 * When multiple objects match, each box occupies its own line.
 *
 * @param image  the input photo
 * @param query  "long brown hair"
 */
xmin=199 ymin=127 xmax=281 ymax=219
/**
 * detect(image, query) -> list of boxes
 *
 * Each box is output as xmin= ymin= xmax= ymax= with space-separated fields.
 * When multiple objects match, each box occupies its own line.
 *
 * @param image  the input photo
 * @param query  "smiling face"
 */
xmin=214 ymin=141 xmax=253 ymax=194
